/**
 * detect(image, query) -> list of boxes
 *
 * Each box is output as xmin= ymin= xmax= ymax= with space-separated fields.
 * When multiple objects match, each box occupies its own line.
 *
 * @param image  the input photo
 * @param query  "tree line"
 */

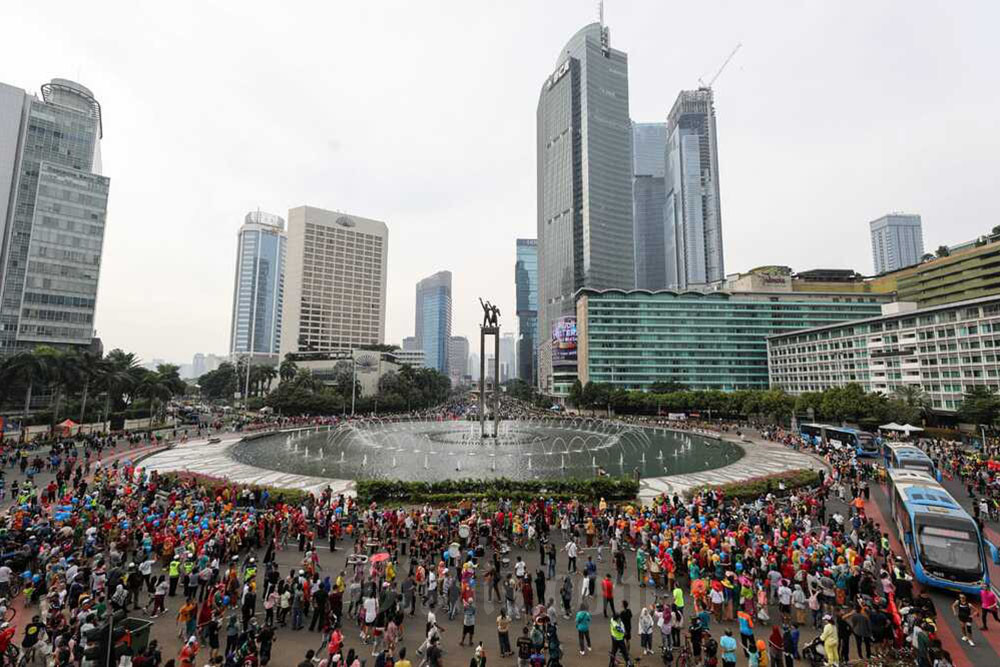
xmin=0 ymin=346 xmax=186 ymax=429
xmin=563 ymin=380 xmax=996 ymax=428
xmin=196 ymin=356 xmax=453 ymax=415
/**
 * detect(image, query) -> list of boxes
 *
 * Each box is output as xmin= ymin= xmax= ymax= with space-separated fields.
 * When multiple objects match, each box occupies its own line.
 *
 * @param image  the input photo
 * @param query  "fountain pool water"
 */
xmin=230 ymin=419 xmax=742 ymax=482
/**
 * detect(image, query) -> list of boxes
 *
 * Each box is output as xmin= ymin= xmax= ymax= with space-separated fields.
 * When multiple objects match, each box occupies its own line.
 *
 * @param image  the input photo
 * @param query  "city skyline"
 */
xmin=3 ymin=2 xmax=998 ymax=363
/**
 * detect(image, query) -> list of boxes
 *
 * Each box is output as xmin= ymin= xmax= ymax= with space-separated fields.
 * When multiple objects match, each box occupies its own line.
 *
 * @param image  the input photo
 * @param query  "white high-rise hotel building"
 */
xmin=280 ymin=206 xmax=388 ymax=356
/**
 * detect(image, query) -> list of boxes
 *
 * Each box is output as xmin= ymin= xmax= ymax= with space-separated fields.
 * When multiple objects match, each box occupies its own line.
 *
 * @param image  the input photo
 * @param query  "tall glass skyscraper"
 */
xmin=664 ymin=88 xmax=724 ymax=288
xmin=632 ymin=122 xmax=668 ymax=289
xmin=536 ymin=21 xmax=634 ymax=395
xmin=415 ymin=270 xmax=452 ymax=374
xmin=229 ymin=211 xmax=287 ymax=358
xmin=870 ymin=213 xmax=924 ymax=275
xmin=515 ymin=239 xmax=538 ymax=384
xmin=0 ymin=79 xmax=109 ymax=356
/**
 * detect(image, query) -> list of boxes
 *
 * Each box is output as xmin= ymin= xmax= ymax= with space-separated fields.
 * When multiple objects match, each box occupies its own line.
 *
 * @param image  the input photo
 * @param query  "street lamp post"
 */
xmin=351 ymin=358 xmax=357 ymax=416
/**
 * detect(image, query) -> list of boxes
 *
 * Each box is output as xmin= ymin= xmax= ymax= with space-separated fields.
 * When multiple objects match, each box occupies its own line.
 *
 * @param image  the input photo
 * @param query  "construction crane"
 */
xmin=698 ymin=42 xmax=742 ymax=89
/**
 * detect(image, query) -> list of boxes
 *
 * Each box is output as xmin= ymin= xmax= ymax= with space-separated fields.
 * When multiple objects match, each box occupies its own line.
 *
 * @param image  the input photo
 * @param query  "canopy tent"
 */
xmin=879 ymin=422 xmax=905 ymax=431
xmin=900 ymin=424 xmax=924 ymax=434
xmin=58 ymin=419 xmax=78 ymax=428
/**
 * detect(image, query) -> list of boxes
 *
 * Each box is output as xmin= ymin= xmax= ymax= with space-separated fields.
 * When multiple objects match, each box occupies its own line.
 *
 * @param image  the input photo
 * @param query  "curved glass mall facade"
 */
xmin=576 ymin=288 xmax=890 ymax=390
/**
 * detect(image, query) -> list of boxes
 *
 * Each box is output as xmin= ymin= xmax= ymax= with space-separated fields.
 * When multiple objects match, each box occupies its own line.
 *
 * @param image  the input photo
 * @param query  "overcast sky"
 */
xmin=4 ymin=1 xmax=998 ymax=365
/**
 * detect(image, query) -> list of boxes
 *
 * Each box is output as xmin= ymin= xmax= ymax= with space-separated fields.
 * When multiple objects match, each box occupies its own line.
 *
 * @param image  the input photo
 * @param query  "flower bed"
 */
xmin=685 ymin=468 xmax=821 ymax=502
xmin=159 ymin=471 xmax=313 ymax=506
xmin=356 ymin=477 xmax=639 ymax=504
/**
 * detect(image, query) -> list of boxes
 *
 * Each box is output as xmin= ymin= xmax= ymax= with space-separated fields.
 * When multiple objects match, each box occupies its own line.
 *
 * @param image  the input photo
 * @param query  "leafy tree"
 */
xmin=198 ymin=363 xmax=238 ymax=400
xmin=650 ymin=381 xmax=687 ymax=393
xmin=958 ymin=385 xmax=1000 ymax=426
xmin=935 ymin=245 xmax=950 ymax=258
xmin=567 ymin=379 xmax=583 ymax=408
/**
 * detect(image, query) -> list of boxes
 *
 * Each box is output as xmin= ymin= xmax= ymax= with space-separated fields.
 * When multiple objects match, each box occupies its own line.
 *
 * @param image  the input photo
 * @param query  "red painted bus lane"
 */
xmin=865 ymin=486 xmax=973 ymax=666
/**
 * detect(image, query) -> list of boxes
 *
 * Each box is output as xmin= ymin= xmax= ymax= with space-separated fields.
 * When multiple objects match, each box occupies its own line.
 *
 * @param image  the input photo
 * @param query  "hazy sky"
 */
xmin=3 ymin=1 xmax=998 ymax=365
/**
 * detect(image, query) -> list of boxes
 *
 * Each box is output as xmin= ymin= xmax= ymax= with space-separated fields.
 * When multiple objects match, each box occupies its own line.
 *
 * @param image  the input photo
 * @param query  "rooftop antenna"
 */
xmin=698 ymin=42 xmax=742 ymax=89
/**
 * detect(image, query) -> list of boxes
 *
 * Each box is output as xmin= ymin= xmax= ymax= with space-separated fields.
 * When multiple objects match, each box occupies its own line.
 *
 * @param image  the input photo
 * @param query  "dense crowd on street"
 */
xmin=0 ymin=416 xmax=972 ymax=667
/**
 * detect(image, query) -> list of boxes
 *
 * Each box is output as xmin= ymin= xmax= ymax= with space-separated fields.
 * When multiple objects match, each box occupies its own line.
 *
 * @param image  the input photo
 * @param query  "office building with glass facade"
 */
xmin=537 ymin=21 xmax=634 ymax=396
xmin=768 ymin=296 xmax=1000 ymax=413
xmin=0 ymin=79 xmax=109 ymax=356
xmin=415 ymin=270 xmax=452 ymax=374
xmin=632 ymin=122 xmax=668 ymax=290
xmin=448 ymin=335 xmax=469 ymax=384
xmin=664 ymin=89 xmax=724 ymax=289
xmin=576 ymin=288 xmax=890 ymax=390
xmin=280 ymin=206 xmax=388 ymax=356
xmin=229 ymin=211 xmax=286 ymax=359
xmin=870 ymin=213 xmax=923 ymax=275
xmin=515 ymin=238 xmax=538 ymax=384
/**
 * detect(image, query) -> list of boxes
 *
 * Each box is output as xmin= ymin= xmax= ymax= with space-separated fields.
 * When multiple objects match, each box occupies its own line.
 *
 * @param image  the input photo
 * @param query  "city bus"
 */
xmin=887 ymin=468 xmax=1000 ymax=595
xmin=883 ymin=443 xmax=941 ymax=481
xmin=799 ymin=423 xmax=880 ymax=457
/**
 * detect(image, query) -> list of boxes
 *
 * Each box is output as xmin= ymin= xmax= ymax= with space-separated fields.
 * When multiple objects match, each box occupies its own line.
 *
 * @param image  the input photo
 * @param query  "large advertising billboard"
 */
xmin=551 ymin=316 xmax=577 ymax=363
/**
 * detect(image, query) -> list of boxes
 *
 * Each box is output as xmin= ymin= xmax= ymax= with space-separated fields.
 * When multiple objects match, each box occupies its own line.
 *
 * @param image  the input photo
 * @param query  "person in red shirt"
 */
xmin=602 ymin=573 xmax=616 ymax=617
xmin=178 ymin=637 xmax=199 ymax=667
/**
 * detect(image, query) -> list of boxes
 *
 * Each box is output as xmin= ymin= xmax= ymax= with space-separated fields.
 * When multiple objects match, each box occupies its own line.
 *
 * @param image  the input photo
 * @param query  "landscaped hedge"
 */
xmin=159 ymin=471 xmax=314 ymax=506
xmin=356 ymin=477 xmax=639 ymax=503
xmin=685 ymin=469 xmax=821 ymax=502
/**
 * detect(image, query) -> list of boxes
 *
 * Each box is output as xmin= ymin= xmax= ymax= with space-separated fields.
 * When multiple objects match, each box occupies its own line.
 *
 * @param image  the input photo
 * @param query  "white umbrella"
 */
xmin=901 ymin=424 xmax=924 ymax=434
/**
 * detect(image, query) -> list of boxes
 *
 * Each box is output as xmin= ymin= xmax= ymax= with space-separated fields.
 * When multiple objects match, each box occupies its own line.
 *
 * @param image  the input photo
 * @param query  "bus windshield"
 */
xmin=916 ymin=521 xmax=983 ymax=578
xmin=857 ymin=433 xmax=878 ymax=452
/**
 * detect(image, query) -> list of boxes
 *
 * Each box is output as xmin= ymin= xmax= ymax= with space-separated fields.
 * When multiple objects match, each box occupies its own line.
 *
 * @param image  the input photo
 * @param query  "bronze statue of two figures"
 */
xmin=479 ymin=298 xmax=500 ymax=329
xmin=478 ymin=298 xmax=501 ymax=439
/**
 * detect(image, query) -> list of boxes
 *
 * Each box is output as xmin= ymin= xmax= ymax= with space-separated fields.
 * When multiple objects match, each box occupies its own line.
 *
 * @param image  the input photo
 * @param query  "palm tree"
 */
xmin=256 ymin=365 xmax=278 ymax=395
xmin=100 ymin=349 xmax=141 ymax=426
xmin=139 ymin=372 xmax=174 ymax=424
xmin=38 ymin=347 xmax=80 ymax=430
xmin=891 ymin=385 xmax=930 ymax=420
xmin=279 ymin=357 xmax=298 ymax=384
xmin=76 ymin=350 xmax=104 ymax=423
xmin=3 ymin=348 xmax=49 ymax=420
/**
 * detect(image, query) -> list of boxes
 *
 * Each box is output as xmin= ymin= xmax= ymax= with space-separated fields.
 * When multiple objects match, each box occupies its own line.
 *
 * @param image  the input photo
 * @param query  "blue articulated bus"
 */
xmin=884 ymin=443 xmax=941 ymax=482
xmin=800 ymin=423 xmax=880 ymax=457
xmin=887 ymin=468 xmax=1000 ymax=595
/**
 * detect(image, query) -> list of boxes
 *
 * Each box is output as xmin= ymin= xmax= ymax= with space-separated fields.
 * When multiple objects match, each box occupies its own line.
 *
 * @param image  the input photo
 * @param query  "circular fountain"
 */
xmin=230 ymin=419 xmax=742 ymax=482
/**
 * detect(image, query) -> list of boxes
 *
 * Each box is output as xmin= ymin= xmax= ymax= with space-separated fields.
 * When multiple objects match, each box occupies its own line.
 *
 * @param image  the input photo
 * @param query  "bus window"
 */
xmin=916 ymin=523 xmax=983 ymax=580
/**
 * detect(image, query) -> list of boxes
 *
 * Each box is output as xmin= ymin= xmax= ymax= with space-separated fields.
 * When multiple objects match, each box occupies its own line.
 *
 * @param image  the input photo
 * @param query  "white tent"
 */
xmin=900 ymin=424 xmax=924 ymax=434
xmin=879 ymin=422 xmax=905 ymax=431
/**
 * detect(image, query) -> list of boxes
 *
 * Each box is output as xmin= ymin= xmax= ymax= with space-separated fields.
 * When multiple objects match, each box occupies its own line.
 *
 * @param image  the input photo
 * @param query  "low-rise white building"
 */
xmin=767 ymin=296 xmax=1000 ymax=413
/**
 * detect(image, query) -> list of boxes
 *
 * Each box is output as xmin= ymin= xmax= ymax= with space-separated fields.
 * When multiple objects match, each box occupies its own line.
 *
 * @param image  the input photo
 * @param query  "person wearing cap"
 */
xmin=819 ymin=614 xmax=839 ymax=665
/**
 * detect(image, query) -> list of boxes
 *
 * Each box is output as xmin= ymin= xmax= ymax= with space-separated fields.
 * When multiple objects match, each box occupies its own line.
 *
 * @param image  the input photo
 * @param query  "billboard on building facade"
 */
xmin=551 ymin=317 xmax=577 ymax=363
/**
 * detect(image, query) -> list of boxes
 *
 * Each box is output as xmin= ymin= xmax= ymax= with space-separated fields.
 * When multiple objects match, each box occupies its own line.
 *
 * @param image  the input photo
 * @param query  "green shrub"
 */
xmin=684 ymin=469 xmax=820 ymax=502
xmin=356 ymin=477 xmax=639 ymax=503
xmin=159 ymin=471 xmax=313 ymax=506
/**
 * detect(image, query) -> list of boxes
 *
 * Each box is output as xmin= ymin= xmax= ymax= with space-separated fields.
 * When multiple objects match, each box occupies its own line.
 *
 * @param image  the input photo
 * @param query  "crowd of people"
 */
xmin=0 ymin=410 xmax=985 ymax=667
